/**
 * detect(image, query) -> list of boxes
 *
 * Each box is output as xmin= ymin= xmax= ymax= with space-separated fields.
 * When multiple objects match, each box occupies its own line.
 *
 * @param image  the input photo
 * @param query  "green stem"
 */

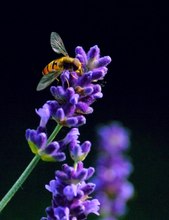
xmin=47 ymin=124 xmax=63 ymax=144
xmin=0 ymin=154 xmax=40 ymax=212
xmin=0 ymin=123 xmax=63 ymax=213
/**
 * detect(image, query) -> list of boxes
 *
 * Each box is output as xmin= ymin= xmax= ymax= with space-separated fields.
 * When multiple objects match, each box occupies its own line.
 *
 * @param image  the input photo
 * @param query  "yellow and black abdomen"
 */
xmin=42 ymin=59 xmax=60 ymax=75
xmin=42 ymin=57 xmax=82 ymax=75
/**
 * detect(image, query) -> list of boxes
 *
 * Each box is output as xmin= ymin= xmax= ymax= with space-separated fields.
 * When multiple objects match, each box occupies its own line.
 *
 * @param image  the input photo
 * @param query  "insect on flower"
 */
xmin=36 ymin=32 xmax=82 ymax=91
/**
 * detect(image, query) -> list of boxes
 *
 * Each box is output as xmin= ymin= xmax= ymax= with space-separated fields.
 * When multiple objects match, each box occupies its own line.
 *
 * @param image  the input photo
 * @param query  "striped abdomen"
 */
xmin=42 ymin=59 xmax=60 ymax=75
xmin=42 ymin=57 xmax=82 ymax=75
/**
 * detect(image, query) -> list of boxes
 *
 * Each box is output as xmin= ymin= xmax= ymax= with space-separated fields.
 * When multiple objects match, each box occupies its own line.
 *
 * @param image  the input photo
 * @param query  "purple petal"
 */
xmin=75 ymin=46 xmax=87 ymax=65
xmin=91 ymin=68 xmax=107 ymax=81
xmin=83 ymin=86 xmax=94 ymax=95
xmin=76 ymin=115 xmax=86 ymax=126
xmin=53 ymin=207 xmax=70 ymax=220
xmin=55 ymin=170 xmax=69 ymax=182
xmin=45 ymin=141 xmax=60 ymax=154
xmin=86 ymin=167 xmax=95 ymax=179
xmin=76 ymin=102 xmax=91 ymax=114
xmin=65 ymin=87 xmax=75 ymax=100
xmin=47 ymin=100 xmax=60 ymax=115
xmin=36 ymin=103 xmax=51 ymax=127
xmin=81 ymin=183 xmax=95 ymax=195
xmin=75 ymin=169 xmax=88 ymax=182
xmin=34 ymin=132 xmax=47 ymax=149
xmin=70 ymin=93 xmax=79 ymax=105
xmin=83 ymin=199 xmax=100 ymax=216
xmin=87 ymin=45 xmax=100 ymax=60
xmin=63 ymin=184 xmax=77 ymax=200
xmin=65 ymin=117 xmax=78 ymax=127
xmin=50 ymin=86 xmax=65 ymax=101
xmin=96 ymin=56 xmax=112 ymax=67
xmin=56 ymin=108 xmax=65 ymax=121
xmin=81 ymin=141 xmax=91 ymax=154
xmin=53 ymin=152 xmax=66 ymax=161
xmin=69 ymin=144 xmax=81 ymax=160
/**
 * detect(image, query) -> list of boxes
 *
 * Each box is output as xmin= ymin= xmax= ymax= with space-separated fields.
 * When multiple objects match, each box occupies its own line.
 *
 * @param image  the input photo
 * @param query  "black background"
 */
xmin=0 ymin=1 xmax=169 ymax=219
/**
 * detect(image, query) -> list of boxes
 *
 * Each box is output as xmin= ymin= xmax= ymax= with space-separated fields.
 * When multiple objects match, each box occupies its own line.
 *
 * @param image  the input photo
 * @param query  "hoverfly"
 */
xmin=36 ymin=32 xmax=82 ymax=91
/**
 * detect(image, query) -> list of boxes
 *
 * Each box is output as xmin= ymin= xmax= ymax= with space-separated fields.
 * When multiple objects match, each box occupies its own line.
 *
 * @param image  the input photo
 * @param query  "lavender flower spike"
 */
xmin=41 ymin=162 xmax=100 ymax=220
xmin=41 ymin=127 xmax=99 ymax=219
xmin=44 ymin=44 xmax=111 ymax=128
xmin=94 ymin=122 xmax=134 ymax=219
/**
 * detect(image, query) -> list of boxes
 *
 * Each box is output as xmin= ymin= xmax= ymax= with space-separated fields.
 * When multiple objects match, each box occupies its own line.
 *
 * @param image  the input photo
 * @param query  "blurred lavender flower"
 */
xmin=93 ymin=122 xmax=134 ymax=220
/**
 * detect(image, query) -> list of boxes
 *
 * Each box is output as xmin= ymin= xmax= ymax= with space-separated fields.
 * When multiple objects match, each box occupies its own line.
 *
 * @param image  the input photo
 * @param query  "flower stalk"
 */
xmin=47 ymin=124 xmax=63 ymax=144
xmin=0 ymin=155 xmax=40 ymax=213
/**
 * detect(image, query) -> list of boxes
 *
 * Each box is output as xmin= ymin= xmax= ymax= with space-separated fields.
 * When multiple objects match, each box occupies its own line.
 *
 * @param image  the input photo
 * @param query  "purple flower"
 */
xmin=97 ymin=122 xmax=131 ymax=154
xmin=25 ymin=128 xmax=82 ymax=162
xmin=93 ymin=122 xmax=134 ymax=219
xmin=69 ymin=140 xmax=91 ymax=162
xmin=41 ymin=162 xmax=100 ymax=220
xmin=58 ymin=128 xmax=80 ymax=149
xmin=25 ymin=128 xmax=65 ymax=162
xmin=35 ymin=103 xmax=51 ymax=128
xmin=75 ymin=45 xmax=111 ymax=72
xmin=45 ymin=45 xmax=111 ymax=128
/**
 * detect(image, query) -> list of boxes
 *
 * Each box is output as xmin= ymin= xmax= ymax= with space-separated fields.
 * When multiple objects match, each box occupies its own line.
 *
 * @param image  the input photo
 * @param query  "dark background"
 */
xmin=0 ymin=1 xmax=169 ymax=219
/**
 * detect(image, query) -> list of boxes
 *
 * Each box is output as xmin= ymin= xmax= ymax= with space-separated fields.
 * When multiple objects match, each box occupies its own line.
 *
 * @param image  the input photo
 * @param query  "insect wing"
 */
xmin=36 ymin=71 xmax=60 ymax=91
xmin=50 ymin=32 xmax=69 ymax=57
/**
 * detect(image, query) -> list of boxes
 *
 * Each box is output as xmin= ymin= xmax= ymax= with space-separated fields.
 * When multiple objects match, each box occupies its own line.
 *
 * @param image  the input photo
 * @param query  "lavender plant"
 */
xmin=93 ymin=122 xmax=134 ymax=220
xmin=0 ymin=32 xmax=111 ymax=219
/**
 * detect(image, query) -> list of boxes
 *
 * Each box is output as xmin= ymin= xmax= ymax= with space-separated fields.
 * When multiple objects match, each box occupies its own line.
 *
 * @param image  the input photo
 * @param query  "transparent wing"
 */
xmin=50 ymin=32 xmax=69 ymax=57
xmin=36 ymin=71 xmax=61 ymax=91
